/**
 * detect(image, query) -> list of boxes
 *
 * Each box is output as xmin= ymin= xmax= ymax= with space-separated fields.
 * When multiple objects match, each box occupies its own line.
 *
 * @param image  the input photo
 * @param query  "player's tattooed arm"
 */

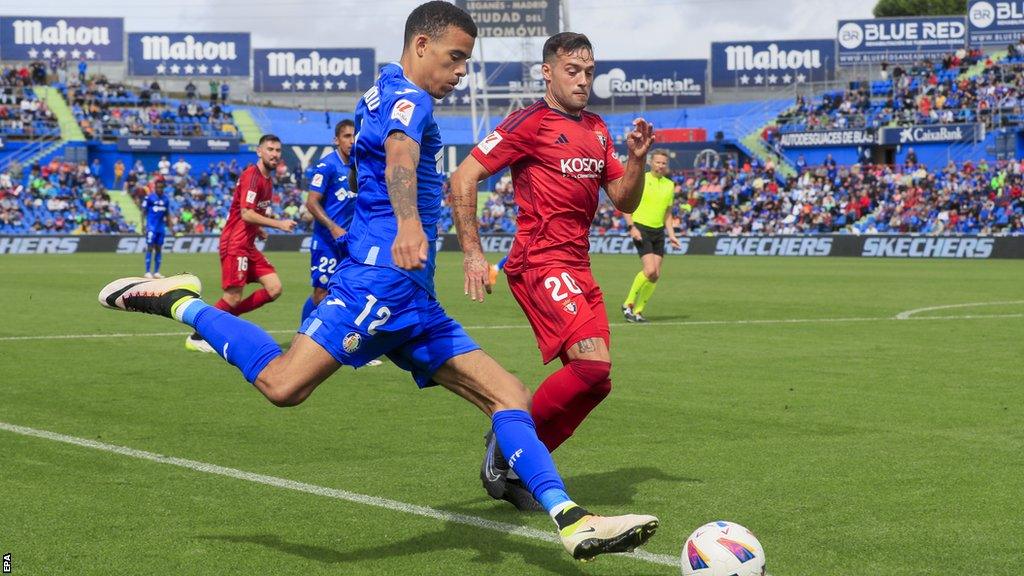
xmin=385 ymin=132 xmax=421 ymax=222
xmin=450 ymin=154 xmax=496 ymax=301
xmin=384 ymin=131 xmax=427 ymax=270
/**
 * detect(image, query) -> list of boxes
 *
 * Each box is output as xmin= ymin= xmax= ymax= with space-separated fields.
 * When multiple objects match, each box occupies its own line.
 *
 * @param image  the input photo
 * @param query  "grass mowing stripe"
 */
xmin=0 ymin=312 xmax=1019 ymax=342
xmin=0 ymin=420 xmax=679 ymax=569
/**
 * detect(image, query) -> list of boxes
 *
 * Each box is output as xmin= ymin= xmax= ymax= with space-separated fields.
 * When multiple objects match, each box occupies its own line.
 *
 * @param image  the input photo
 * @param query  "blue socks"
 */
xmin=154 ymin=252 xmax=162 ymax=274
xmin=177 ymin=299 xmax=282 ymax=383
xmin=145 ymin=252 xmax=152 ymax=273
xmin=497 ymin=255 xmax=508 ymax=271
xmin=492 ymin=409 xmax=571 ymax=513
xmin=301 ymin=296 xmax=316 ymax=323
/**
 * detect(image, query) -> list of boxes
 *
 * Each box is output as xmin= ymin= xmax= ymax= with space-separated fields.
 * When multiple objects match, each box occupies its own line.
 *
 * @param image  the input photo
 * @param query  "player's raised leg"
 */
xmin=433 ymin=349 xmax=658 ymax=561
xmin=99 ymin=273 xmax=340 ymax=406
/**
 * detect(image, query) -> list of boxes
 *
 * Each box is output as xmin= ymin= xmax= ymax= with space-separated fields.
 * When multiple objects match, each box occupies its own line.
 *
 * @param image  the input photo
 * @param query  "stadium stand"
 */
xmin=0 ymin=157 xmax=133 ymax=234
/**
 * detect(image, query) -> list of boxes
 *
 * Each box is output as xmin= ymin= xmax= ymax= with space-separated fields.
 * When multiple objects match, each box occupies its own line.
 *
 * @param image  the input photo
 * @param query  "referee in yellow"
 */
xmin=622 ymin=149 xmax=680 ymax=322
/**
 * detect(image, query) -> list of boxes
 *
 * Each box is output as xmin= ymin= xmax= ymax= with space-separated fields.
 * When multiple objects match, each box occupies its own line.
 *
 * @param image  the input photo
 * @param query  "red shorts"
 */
xmin=507 ymin=266 xmax=610 ymax=364
xmin=220 ymin=247 xmax=276 ymax=290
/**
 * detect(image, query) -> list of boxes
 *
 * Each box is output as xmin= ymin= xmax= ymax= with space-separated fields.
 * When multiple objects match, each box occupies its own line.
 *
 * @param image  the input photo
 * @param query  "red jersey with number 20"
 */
xmin=470 ymin=100 xmax=624 ymax=274
xmin=220 ymin=164 xmax=274 ymax=254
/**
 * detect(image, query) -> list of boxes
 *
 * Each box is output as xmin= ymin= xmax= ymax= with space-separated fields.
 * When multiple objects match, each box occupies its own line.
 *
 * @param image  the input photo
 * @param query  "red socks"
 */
xmin=215 ymin=289 xmax=274 ymax=317
xmin=530 ymin=359 xmax=612 ymax=452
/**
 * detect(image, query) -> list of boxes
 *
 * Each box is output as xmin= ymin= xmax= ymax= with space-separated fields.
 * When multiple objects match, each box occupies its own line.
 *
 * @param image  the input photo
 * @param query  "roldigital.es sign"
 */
xmin=253 ymin=48 xmax=375 ymax=93
xmin=837 ymin=16 xmax=967 ymax=65
xmin=454 ymin=0 xmax=560 ymax=38
xmin=127 ymin=33 xmax=250 ymax=76
xmin=968 ymin=0 xmax=1024 ymax=45
xmin=440 ymin=59 xmax=706 ymax=106
xmin=710 ymin=39 xmax=835 ymax=88
xmin=0 ymin=16 xmax=123 ymax=61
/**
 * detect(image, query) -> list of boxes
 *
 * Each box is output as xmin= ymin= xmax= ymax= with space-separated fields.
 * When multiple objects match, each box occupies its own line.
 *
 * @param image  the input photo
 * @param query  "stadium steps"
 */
xmin=231 ymin=109 xmax=263 ymax=144
xmin=110 ymin=190 xmax=142 ymax=229
xmin=33 ymin=86 xmax=86 ymax=142
xmin=959 ymin=50 xmax=1007 ymax=80
xmin=739 ymin=124 xmax=796 ymax=180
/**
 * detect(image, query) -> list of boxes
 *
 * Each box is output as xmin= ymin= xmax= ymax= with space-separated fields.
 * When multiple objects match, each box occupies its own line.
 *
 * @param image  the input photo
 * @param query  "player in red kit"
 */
xmin=187 ymin=134 xmax=296 ymax=352
xmin=450 ymin=32 xmax=654 ymax=509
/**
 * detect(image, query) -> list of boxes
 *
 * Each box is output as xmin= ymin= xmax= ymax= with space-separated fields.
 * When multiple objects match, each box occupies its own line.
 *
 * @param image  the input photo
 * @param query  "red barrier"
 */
xmin=656 ymin=128 xmax=707 ymax=143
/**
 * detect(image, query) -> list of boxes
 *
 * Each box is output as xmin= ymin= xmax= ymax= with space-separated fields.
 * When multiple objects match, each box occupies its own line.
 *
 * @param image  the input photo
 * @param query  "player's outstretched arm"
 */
xmin=450 ymin=155 xmax=495 ymax=302
xmin=241 ymin=207 xmax=296 ymax=232
xmin=606 ymin=118 xmax=655 ymax=213
xmin=384 ymin=131 xmax=427 ymax=270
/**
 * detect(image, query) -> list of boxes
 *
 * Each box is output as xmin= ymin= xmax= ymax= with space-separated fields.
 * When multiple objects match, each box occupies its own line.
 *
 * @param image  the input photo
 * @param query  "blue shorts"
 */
xmin=146 ymin=230 xmax=165 ymax=248
xmin=309 ymin=234 xmax=349 ymax=289
xmin=299 ymin=260 xmax=480 ymax=388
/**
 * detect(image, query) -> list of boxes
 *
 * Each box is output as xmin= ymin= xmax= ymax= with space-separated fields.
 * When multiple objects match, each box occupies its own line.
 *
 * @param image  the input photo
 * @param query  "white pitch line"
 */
xmin=1 ymin=312 xmax=1021 ymax=343
xmin=0 ymin=421 xmax=678 ymax=569
xmin=894 ymin=300 xmax=1024 ymax=320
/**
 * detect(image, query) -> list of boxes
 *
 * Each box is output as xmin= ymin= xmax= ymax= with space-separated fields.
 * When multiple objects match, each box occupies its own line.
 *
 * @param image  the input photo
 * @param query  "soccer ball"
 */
xmin=681 ymin=521 xmax=765 ymax=576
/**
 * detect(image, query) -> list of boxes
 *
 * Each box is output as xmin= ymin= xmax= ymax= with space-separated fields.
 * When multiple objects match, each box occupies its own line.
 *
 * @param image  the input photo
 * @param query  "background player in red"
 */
xmin=450 ymin=32 xmax=654 ymax=509
xmin=187 ymin=134 xmax=296 ymax=352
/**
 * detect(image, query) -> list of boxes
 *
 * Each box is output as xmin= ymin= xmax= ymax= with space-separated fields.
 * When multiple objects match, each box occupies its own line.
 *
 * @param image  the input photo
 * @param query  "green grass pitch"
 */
xmin=1 ymin=252 xmax=1022 ymax=575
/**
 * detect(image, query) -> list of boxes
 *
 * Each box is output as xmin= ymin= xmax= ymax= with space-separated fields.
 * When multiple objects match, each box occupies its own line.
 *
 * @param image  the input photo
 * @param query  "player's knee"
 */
xmin=644 ymin=268 xmax=660 ymax=283
xmin=568 ymin=359 xmax=611 ymax=387
xmin=263 ymin=379 xmax=306 ymax=407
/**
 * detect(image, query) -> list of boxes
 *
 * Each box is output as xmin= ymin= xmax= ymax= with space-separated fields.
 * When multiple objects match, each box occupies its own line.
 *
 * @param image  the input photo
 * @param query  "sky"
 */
xmin=0 ymin=0 xmax=877 ymax=62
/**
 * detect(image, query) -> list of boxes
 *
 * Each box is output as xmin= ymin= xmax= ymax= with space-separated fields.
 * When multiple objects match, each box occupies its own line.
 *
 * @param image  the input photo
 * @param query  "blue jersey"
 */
xmin=309 ymin=149 xmax=356 ymax=241
xmin=348 ymin=63 xmax=445 ymax=295
xmin=142 ymin=193 xmax=169 ymax=233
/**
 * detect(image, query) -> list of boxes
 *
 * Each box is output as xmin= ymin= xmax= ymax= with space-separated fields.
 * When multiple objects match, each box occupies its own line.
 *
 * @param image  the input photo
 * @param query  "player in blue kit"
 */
xmin=301 ymin=119 xmax=357 ymax=323
xmin=141 ymin=178 xmax=171 ymax=278
xmin=97 ymin=2 xmax=657 ymax=561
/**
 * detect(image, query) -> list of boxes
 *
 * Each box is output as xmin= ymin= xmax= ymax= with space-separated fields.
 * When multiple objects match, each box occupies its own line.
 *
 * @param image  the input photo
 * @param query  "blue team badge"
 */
xmin=343 ymin=331 xmax=362 ymax=353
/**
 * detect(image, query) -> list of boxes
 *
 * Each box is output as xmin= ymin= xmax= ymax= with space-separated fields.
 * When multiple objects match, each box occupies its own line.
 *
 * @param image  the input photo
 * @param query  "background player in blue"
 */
xmin=98 ymin=2 xmax=657 ymax=561
xmin=141 ymin=178 xmax=171 ymax=279
xmin=301 ymin=119 xmax=356 ymax=323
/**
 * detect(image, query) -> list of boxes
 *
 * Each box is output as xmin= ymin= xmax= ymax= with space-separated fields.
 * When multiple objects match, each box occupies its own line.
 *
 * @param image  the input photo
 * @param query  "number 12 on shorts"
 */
xmin=355 ymin=294 xmax=391 ymax=335
xmin=544 ymin=272 xmax=582 ymax=302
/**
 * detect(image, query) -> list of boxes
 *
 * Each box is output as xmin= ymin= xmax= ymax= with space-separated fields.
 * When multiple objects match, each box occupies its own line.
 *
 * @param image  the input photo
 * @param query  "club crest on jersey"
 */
xmin=343 ymin=331 xmax=362 ymax=353
xmin=477 ymin=131 xmax=503 ymax=155
xmin=594 ymin=131 xmax=607 ymax=147
xmin=563 ymin=300 xmax=578 ymax=315
xmin=391 ymin=99 xmax=416 ymax=127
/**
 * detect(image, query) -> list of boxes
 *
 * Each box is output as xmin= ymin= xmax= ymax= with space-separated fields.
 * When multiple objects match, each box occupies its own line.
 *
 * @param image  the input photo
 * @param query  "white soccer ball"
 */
xmin=681 ymin=521 xmax=765 ymax=576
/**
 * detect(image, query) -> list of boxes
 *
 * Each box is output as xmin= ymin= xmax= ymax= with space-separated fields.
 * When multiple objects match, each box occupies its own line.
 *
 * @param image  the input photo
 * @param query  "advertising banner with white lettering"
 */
xmin=837 ymin=16 xmax=967 ymax=65
xmin=778 ymin=129 xmax=876 ymax=148
xmin=878 ymin=123 xmax=983 ymax=145
xmin=967 ymin=0 xmax=1024 ymax=45
xmin=116 ymin=136 xmax=240 ymax=153
xmin=454 ymin=0 xmax=560 ymax=38
xmin=3 ymin=234 xmax=1022 ymax=258
xmin=710 ymin=39 xmax=835 ymax=88
xmin=127 ymin=33 xmax=250 ymax=77
xmin=0 ymin=16 xmax=123 ymax=61
xmin=253 ymin=48 xmax=375 ymax=93
xmin=440 ymin=59 xmax=706 ymax=106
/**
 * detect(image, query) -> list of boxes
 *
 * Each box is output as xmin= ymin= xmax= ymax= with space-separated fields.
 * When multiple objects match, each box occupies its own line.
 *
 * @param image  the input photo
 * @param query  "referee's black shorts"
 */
xmin=632 ymin=223 xmax=665 ymax=257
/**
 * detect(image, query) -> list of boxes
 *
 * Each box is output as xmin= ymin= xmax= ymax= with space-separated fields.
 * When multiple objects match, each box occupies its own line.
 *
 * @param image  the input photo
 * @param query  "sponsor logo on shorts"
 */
xmin=343 ymin=331 xmax=362 ymax=353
